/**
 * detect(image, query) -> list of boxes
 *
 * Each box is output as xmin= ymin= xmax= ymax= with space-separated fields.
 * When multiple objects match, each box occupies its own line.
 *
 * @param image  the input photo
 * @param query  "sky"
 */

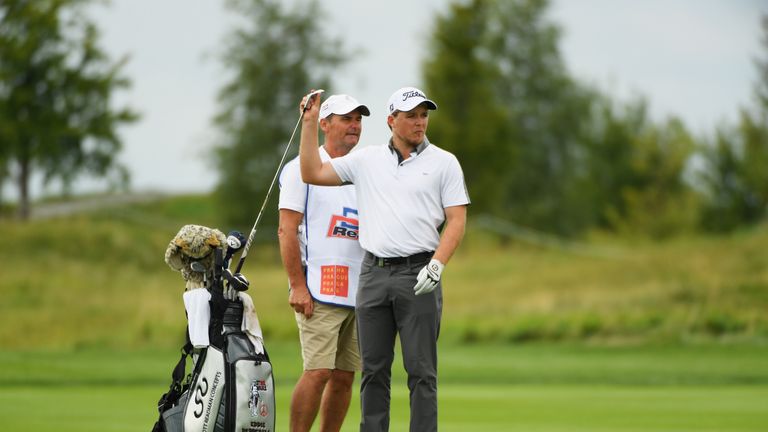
xmin=19 ymin=0 xmax=768 ymax=198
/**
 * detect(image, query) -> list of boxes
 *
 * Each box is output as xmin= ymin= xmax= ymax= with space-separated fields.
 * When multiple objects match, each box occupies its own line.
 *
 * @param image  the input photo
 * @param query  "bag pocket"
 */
xmin=231 ymin=357 xmax=276 ymax=432
xmin=160 ymin=390 xmax=188 ymax=432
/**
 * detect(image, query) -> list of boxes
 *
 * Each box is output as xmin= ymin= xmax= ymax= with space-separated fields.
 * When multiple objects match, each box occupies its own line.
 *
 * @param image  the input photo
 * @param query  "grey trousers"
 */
xmin=356 ymin=253 xmax=442 ymax=432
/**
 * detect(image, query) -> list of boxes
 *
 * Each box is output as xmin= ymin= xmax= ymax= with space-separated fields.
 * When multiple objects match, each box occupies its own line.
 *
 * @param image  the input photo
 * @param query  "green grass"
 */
xmin=1 ymin=342 xmax=766 ymax=431
xmin=6 ymin=384 xmax=766 ymax=431
xmin=1 ymin=193 xmax=767 ymax=349
xmin=1 ymin=193 xmax=768 ymax=429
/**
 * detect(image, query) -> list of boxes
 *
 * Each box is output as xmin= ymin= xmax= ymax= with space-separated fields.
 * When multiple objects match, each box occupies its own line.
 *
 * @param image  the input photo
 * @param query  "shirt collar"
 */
xmin=388 ymin=137 xmax=430 ymax=164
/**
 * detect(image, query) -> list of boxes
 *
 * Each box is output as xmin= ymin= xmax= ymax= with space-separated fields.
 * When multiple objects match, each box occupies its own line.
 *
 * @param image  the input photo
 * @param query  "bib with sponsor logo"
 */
xmin=301 ymin=183 xmax=364 ymax=308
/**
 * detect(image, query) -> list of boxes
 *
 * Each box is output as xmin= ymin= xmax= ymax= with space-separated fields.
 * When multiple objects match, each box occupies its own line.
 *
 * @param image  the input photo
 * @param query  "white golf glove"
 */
xmin=414 ymin=259 xmax=444 ymax=295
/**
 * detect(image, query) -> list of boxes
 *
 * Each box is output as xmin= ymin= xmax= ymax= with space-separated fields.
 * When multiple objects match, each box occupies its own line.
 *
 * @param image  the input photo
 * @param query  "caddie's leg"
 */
xmin=291 ymin=369 xmax=332 ymax=432
xmin=396 ymin=263 xmax=442 ymax=432
xmin=356 ymin=254 xmax=397 ymax=432
xmin=319 ymin=369 xmax=355 ymax=432
xmin=319 ymin=309 xmax=359 ymax=432
xmin=292 ymin=302 xmax=349 ymax=432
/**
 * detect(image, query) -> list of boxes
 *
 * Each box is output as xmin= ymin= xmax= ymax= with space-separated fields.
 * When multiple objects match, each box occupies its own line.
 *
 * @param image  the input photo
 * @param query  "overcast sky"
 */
xmin=21 ymin=0 xmax=768 ymax=197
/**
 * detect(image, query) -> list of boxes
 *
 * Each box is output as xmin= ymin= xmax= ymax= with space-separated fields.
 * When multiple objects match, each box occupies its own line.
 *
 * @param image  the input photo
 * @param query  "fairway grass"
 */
xmin=2 ymin=342 xmax=766 ymax=431
xmin=3 ymin=384 xmax=766 ymax=431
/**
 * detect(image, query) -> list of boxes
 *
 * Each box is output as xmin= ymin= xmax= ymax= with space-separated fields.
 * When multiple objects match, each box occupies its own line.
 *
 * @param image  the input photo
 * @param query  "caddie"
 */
xmin=277 ymin=94 xmax=369 ymax=432
xmin=298 ymin=86 xmax=469 ymax=432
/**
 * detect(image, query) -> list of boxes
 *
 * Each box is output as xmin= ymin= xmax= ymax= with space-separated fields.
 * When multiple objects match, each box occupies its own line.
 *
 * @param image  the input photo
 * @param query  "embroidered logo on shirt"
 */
xmin=327 ymin=207 xmax=359 ymax=240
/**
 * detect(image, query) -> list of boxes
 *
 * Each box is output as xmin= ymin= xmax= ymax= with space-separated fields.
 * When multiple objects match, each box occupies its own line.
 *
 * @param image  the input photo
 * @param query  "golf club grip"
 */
xmin=304 ymin=89 xmax=324 ymax=112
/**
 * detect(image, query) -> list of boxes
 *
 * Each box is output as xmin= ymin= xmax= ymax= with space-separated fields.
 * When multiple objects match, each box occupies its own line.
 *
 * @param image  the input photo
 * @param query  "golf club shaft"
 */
xmin=234 ymin=89 xmax=323 ymax=273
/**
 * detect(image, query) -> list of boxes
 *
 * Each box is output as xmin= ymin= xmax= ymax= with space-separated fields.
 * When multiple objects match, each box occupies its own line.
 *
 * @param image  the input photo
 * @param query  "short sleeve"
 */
xmin=441 ymin=155 xmax=471 ymax=207
xmin=278 ymin=158 xmax=307 ymax=213
xmin=329 ymin=150 xmax=361 ymax=184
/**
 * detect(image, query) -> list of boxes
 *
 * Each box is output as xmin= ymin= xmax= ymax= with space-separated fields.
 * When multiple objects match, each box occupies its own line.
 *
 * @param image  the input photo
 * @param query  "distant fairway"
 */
xmin=2 ymin=342 xmax=766 ymax=431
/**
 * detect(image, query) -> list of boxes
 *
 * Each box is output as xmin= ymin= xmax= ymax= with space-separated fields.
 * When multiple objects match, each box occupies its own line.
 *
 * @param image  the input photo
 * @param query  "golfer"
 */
xmin=278 ymin=94 xmax=370 ymax=432
xmin=298 ymin=87 xmax=469 ymax=432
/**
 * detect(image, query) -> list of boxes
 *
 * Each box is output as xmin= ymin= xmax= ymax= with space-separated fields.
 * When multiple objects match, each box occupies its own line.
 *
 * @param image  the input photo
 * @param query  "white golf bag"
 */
xmin=152 ymin=248 xmax=276 ymax=432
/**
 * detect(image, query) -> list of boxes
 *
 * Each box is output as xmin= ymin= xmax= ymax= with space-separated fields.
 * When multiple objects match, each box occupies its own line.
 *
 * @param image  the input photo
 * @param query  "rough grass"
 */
xmin=0 ymin=193 xmax=767 ymax=349
xmin=446 ymin=227 xmax=768 ymax=344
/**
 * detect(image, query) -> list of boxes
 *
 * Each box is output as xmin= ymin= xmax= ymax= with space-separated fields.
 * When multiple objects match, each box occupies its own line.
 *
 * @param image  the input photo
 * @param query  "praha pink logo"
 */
xmin=327 ymin=207 xmax=359 ymax=239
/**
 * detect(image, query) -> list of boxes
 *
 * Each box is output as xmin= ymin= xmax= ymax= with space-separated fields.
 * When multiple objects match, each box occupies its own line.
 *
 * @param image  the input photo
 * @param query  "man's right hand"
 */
xmin=300 ymin=89 xmax=323 ymax=117
xmin=289 ymin=284 xmax=314 ymax=318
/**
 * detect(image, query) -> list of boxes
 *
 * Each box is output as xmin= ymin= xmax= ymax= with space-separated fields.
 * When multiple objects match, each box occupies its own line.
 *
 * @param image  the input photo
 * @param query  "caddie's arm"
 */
xmin=299 ymin=92 xmax=343 ymax=186
xmin=277 ymin=209 xmax=313 ymax=318
xmin=433 ymin=205 xmax=467 ymax=265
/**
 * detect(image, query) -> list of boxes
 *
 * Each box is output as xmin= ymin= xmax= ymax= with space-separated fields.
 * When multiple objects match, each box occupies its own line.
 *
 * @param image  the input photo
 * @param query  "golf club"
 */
xmin=190 ymin=261 xmax=207 ymax=284
xmin=234 ymin=88 xmax=325 ymax=273
xmin=223 ymin=269 xmax=250 ymax=292
xmin=224 ymin=230 xmax=246 ymax=269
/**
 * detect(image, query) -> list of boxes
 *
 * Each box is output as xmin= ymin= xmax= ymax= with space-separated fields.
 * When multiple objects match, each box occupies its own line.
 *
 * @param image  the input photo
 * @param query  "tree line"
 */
xmin=1 ymin=0 xmax=766 ymax=238
xmin=425 ymin=0 xmax=768 ymax=236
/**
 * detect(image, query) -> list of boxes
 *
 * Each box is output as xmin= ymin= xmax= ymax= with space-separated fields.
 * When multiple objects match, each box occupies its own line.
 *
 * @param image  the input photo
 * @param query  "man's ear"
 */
xmin=386 ymin=114 xmax=395 ymax=130
xmin=319 ymin=117 xmax=330 ymax=133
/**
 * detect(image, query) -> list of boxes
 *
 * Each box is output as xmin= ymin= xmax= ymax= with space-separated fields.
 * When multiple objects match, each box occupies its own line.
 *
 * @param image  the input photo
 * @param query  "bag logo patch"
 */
xmin=249 ymin=379 xmax=269 ymax=417
xmin=193 ymin=371 xmax=222 ymax=426
xmin=193 ymin=377 xmax=209 ymax=418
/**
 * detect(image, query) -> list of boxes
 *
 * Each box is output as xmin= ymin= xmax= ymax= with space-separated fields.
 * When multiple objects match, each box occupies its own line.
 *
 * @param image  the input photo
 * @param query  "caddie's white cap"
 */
xmin=387 ymin=86 xmax=437 ymax=115
xmin=319 ymin=94 xmax=370 ymax=119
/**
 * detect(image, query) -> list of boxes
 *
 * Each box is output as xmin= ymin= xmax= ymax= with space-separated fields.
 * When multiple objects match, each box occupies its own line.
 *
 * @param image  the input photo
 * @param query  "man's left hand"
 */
xmin=414 ymin=259 xmax=444 ymax=295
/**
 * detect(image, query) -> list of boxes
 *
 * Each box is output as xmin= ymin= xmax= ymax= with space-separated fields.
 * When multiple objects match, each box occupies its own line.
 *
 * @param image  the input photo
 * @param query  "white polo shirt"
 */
xmin=330 ymin=138 xmax=470 ymax=257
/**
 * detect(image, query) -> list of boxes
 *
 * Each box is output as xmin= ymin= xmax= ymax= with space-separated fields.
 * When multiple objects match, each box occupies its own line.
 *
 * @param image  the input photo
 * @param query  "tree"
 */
xmin=213 ymin=0 xmax=348 ymax=233
xmin=423 ymin=0 xmax=597 ymax=235
xmin=0 ymin=0 xmax=137 ymax=219
xmin=607 ymin=117 xmax=699 ymax=237
xmin=698 ymin=15 xmax=768 ymax=231
xmin=570 ymin=95 xmax=648 ymax=231
xmin=575 ymin=95 xmax=700 ymax=237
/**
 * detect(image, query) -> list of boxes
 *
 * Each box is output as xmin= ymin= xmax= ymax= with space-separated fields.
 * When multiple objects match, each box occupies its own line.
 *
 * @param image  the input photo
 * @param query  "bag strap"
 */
xmin=170 ymin=340 xmax=193 ymax=388
xmin=151 ymin=329 xmax=193 ymax=431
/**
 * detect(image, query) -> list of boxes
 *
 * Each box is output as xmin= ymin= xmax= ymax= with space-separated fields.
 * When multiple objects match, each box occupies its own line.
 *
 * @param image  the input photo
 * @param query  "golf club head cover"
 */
xmin=223 ymin=230 xmax=246 ymax=267
xmin=164 ymin=224 xmax=226 ymax=290
xmin=223 ymin=269 xmax=250 ymax=292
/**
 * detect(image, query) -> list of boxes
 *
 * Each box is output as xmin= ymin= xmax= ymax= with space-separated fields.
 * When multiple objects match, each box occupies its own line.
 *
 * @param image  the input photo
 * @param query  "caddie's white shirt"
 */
xmin=278 ymin=147 xmax=364 ymax=308
xmin=330 ymin=138 xmax=470 ymax=257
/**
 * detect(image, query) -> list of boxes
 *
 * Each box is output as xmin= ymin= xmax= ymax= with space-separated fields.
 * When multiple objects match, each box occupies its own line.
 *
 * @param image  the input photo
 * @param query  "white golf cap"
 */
xmin=387 ymin=86 xmax=437 ymax=115
xmin=319 ymin=94 xmax=370 ymax=119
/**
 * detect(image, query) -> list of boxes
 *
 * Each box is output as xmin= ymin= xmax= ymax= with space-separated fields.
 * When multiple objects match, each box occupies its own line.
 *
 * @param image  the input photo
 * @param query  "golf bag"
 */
xmin=152 ymin=243 xmax=275 ymax=432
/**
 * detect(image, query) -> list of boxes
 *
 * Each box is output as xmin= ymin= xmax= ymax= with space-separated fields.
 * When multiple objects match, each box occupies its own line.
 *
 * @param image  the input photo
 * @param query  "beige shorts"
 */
xmin=295 ymin=301 xmax=361 ymax=371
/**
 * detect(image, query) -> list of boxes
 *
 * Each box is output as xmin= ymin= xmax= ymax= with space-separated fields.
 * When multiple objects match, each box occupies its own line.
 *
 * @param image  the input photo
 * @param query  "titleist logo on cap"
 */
xmin=387 ymin=86 xmax=437 ymax=114
xmin=401 ymin=90 xmax=426 ymax=101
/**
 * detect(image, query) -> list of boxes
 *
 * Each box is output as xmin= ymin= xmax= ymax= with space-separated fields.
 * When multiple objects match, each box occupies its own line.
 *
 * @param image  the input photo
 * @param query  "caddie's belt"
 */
xmin=366 ymin=251 xmax=433 ymax=267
